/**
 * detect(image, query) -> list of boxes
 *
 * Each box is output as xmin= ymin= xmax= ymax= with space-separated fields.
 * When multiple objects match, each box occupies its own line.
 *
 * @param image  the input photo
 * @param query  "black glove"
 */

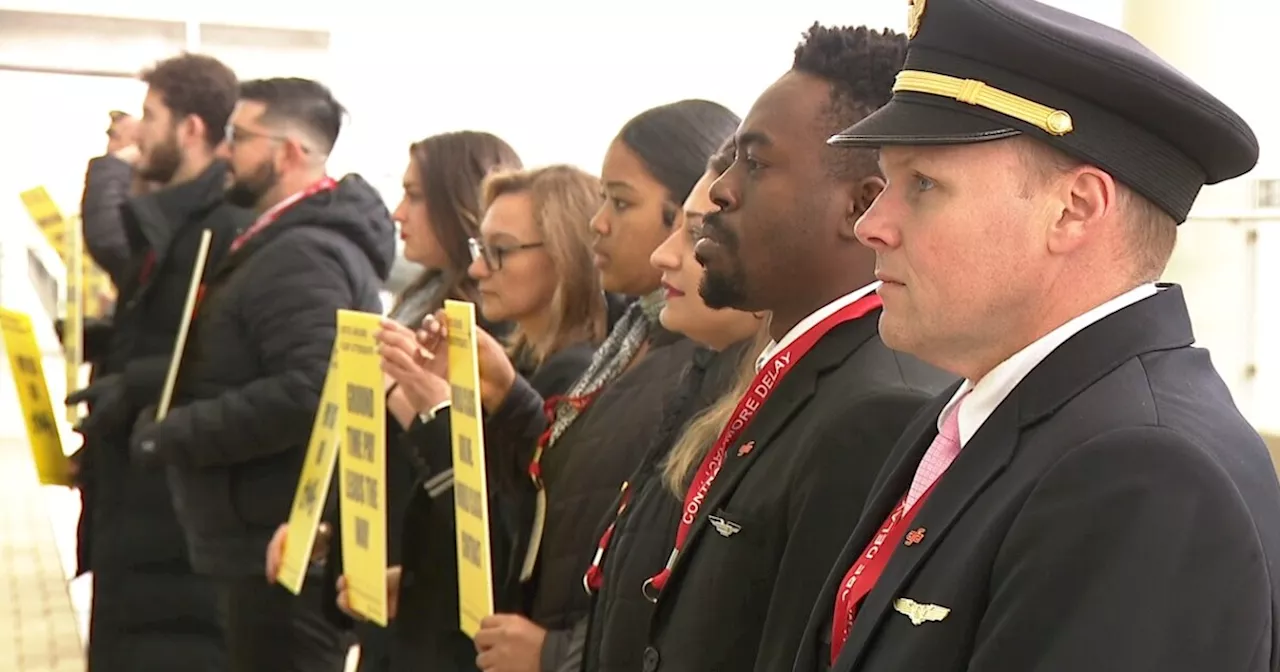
xmin=68 ymin=374 xmax=129 ymax=439
xmin=129 ymin=404 xmax=164 ymax=467
xmin=66 ymin=374 xmax=119 ymax=406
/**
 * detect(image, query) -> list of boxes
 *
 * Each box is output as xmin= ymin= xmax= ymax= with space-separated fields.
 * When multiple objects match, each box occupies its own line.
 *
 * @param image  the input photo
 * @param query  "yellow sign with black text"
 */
xmin=19 ymin=187 xmax=66 ymax=253
xmin=335 ymin=310 xmax=388 ymax=626
xmin=445 ymin=300 xmax=494 ymax=637
xmin=19 ymin=188 xmax=115 ymax=319
xmin=277 ymin=350 xmax=343 ymax=594
xmin=0 ymin=308 xmax=73 ymax=486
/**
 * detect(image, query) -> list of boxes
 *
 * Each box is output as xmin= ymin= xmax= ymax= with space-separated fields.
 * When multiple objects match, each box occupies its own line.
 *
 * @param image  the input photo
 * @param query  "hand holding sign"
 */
xmin=473 ymin=614 xmax=547 ymax=672
xmin=377 ymin=319 xmax=450 ymax=415
xmin=267 ymin=522 xmax=332 ymax=583
xmin=337 ymin=566 xmax=401 ymax=622
xmin=421 ymin=310 xmax=517 ymax=413
xmin=129 ymin=404 xmax=163 ymax=466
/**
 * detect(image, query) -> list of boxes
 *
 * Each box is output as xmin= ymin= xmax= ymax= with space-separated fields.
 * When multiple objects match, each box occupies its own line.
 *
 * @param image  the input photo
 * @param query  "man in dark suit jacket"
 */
xmin=794 ymin=1 xmax=1280 ymax=671
xmin=634 ymin=25 xmax=956 ymax=672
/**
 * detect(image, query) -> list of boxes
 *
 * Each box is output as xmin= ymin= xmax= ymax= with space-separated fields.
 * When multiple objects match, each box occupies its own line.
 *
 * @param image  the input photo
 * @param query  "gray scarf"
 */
xmin=541 ymin=288 xmax=666 ymax=450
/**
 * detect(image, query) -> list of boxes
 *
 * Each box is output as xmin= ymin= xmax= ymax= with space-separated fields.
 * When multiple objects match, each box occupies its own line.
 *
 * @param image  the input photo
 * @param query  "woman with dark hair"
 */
xmin=265 ymin=131 xmax=522 ymax=672
xmin=388 ymin=131 xmax=524 ymax=324
xmin=578 ymin=143 xmax=765 ymax=672
xmin=411 ymin=99 xmax=741 ymax=672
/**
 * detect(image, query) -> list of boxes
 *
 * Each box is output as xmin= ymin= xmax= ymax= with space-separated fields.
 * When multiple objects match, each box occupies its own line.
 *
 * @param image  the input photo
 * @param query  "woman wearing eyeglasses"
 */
xmin=465 ymin=166 xmax=618 ymax=380
xmin=359 ymin=164 xmax=617 ymax=672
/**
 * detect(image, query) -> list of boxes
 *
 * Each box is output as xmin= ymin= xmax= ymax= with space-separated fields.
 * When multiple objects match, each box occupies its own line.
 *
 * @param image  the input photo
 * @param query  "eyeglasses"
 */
xmin=224 ymin=124 xmax=313 ymax=154
xmin=468 ymin=237 xmax=545 ymax=272
xmin=225 ymin=124 xmax=284 ymax=145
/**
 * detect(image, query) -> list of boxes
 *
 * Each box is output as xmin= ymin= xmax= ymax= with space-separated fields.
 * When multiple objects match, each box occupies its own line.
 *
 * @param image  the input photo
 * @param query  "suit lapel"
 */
xmin=834 ymin=391 xmax=1021 ymax=671
xmin=793 ymin=390 xmax=953 ymax=670
xmin=657 ymin=316 xmax=878 ymax=603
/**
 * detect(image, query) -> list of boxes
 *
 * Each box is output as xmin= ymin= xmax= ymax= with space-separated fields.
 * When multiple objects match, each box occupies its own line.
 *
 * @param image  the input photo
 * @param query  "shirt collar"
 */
xmin=937 ymin=283 xmax=1161 ymax=446
xmin=755 ymin=281 xmax=881 ymax=372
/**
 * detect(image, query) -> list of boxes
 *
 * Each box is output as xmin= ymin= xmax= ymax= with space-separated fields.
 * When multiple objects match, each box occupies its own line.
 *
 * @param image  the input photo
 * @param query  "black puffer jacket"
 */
xmin=150 ymin=174 xmax=396 ymax=577
xmin=80 ymin=154 xmax=136 ymax=290
xmin=79 ymin=161 xmax=248 ymax=575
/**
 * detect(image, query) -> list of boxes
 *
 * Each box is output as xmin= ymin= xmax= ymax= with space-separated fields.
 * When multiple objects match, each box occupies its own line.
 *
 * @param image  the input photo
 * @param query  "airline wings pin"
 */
xmin=708 ymin=515 xmax=742 ymax=537
xmin=893 ymin=598 xmax=950 ymax=625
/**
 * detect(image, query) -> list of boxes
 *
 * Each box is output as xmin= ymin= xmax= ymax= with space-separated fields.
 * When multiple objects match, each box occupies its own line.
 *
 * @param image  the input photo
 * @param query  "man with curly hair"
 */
xmin=635 ymin=24 xmax=955 ymax=672
xmin=69 ymin=52 xmax=250 ymax=671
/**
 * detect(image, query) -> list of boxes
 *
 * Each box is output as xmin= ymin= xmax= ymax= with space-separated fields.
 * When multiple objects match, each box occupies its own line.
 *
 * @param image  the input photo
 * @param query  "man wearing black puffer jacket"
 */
xmin=129 ymin=77 xmax=396 ymax=672
xmin=68 ymin=52 xmax=248 ymax=672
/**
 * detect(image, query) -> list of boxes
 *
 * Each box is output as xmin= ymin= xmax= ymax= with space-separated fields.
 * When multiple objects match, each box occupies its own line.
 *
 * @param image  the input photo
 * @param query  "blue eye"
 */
xmin=915 ymin=175 xmax=936 ymax=192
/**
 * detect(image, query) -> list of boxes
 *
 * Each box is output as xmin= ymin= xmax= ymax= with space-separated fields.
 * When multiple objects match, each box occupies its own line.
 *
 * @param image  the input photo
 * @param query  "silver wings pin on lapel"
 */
xmin=893 ymin=598 xmax=950 ymax=625
xmin=708 ymin=515 xmax=741 ymax=537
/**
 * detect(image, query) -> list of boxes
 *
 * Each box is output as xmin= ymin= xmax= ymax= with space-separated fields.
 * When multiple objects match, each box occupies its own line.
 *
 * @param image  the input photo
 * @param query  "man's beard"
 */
xmin=136 ymin=130 xmax=181 ymax=184
xmin=699 ymin=264 xmax=749 ymax=310
xmin=224 ymin=161 xmax=278 ymax=210
xmin=696 ymin=211 xmax=750 ymax=310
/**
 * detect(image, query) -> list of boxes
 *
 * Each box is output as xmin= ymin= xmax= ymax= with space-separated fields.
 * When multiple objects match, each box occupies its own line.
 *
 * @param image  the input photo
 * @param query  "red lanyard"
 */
xmin=626 ymin=292 xmax=882 ymax=600
xmin=229 ymin=176 xmax=337 ymax=253
xmin=528 ymin=390 xmax=600 ymax=488
xmin=138 ymin=249 xmax=158 ymax=285
xmin=828 ymin=483 xmax=935 ymax=664
xmin=582 ymin=481 xmax=631 ymax=593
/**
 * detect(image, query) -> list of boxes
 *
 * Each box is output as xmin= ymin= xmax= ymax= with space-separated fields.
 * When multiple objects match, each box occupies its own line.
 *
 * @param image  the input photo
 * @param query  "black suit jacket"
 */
xmin=643 ymin=309 xmax=956 ymax=672
xmin=794 ymin=285 xmax=1280 ymax=672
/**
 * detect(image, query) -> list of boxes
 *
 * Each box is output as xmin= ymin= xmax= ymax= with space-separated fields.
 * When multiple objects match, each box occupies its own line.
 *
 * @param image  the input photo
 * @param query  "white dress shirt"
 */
xmin=755 ymin=281 xmax=882 ymax=372
xmin=938 ymin=283 xmax=1161 ymax=447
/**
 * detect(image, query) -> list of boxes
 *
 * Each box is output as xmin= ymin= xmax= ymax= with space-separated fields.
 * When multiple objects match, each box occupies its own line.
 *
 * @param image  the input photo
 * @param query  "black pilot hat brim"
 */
xmin=828 ymin=0 xmax=1259 ymax=224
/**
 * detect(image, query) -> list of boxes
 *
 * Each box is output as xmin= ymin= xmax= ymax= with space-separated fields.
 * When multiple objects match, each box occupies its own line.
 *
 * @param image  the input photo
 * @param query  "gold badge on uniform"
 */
xmin=908 ymin=0 xmax=927 ymax=39
xmin=894 ymin=598 xmax=950 ymax=625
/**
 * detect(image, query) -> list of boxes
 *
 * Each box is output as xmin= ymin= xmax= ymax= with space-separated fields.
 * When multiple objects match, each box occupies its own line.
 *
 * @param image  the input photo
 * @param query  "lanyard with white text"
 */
xmin=634 ymin=292 xmax=884 ymax=601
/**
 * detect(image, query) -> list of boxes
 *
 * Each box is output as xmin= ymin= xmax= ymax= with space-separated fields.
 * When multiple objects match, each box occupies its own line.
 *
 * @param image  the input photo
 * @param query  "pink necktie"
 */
xmin=905 ymin=393 xmax=967 ymax=510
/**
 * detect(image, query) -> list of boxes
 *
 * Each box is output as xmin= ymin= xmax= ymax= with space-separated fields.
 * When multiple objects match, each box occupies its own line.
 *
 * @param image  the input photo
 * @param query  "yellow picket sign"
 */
xmin=277 ymin=351 xmax=344 ymax=594
xmin=64 ymin=213 xmax=84 ymax=423
xmin=0 ymin=308 xmax=73 ymax=486
xmin=19 ymin=187 xmax=67 ymax=256
xmin=335 ymin=310 xmax=388 ymax=626
xmin=445 ymin=300 xmax=494 ymax=638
